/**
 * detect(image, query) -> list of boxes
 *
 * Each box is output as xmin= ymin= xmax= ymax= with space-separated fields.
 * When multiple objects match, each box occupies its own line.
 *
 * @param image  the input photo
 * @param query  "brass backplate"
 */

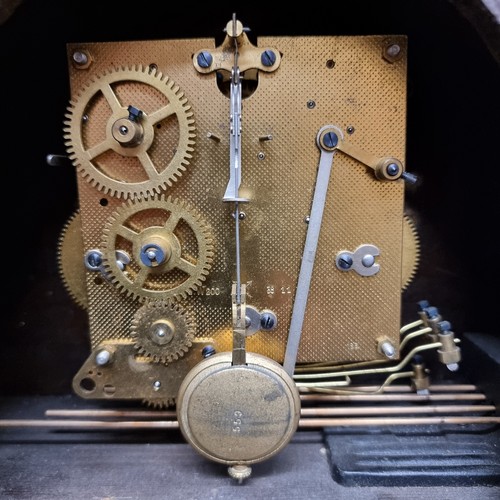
xmin=66 ymin=34 xmax=406 ymax=364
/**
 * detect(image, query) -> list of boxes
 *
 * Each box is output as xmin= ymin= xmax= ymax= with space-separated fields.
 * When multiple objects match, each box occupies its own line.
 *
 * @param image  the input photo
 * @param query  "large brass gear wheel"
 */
xmin=102 ymin=196 xmax=214 ymax=301
xmin=58 ymin=210 xmax=88 ymax=309
xmin=402 ymin=214 xmax=421 ymax=290
xmin=64 ymin=65 xmax=195 ymax=199
xmin=131 ymin=301 xmax=195 ymax=363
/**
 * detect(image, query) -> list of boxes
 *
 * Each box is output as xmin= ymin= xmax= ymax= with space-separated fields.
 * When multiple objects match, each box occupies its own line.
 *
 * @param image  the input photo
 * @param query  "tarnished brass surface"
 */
xmin=193 ymin=21 xmax=281 ymax=75
xmin=177 ymin=352 xmax=300 ymax=465
xmin=72 ymin=340 xmax=211 ymax=407
xmin=66 ymin=33 xmax=407 ymax=365
xmin=101 ymin=196 xmax=214 ymax=302
xmin=402 ymin=215 xmax=420 ymax=290
xmin=58 ymin=210 xmax=418 ymax=312
xmin=65 ymin=65 xmax=195 ymax=199
xmin=58 ymin=211 xmax=87 ymax=309
xmin=130 ymin=301 xmax=195 ymax=363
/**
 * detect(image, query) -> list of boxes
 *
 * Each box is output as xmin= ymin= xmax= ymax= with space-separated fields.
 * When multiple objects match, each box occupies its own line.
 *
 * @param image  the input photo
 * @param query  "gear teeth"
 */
xmin=130 ymin=301 xmax=195 ymax=363
xmin=57 ymin=211 xmax=88 ymax=309
xmin=402 ymin=214 xmax=420 ymax=291
xmin=102 ymin=197 xmax=214 ymax=301
xmin=141 ymin=397 xmax=176 ymax=410
xmin=64 ymin=66 xmax=196 ymax=199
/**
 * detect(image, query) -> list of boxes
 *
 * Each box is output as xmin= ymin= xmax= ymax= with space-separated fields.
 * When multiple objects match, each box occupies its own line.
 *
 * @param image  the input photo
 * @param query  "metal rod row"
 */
xmin=44 ymin=404 xmax=495 ymax=420
xmin=299 ymin=393 xmax=487 ymax=402
xmin=1 ymin=416 xmax=499 ymax=430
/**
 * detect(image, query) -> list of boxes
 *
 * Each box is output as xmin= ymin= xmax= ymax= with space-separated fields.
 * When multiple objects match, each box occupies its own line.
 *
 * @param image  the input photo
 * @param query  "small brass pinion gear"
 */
xmin=58 ymin=210 xmax=88 ymax=309
xmin=131 ymin=301 xmax=195 ymax=363
xmin=102 ymin=196 xmax=214 ymax=302
xmin=64 ymin=65 xmax=195 ymax=199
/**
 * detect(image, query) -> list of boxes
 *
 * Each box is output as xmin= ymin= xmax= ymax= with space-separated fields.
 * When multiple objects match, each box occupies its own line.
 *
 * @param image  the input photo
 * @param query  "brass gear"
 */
xmin=141 ymin=397 xmax=176 ymax=410
xmin=64 ymin=65 xmax=195 ymax=199
xmin=102 ymin=196 xmax=214 ymax=301
xmin=402 ymin=214 xmax=420 ymax=290
xmin=58 ymin=211 xmax=88 ymax=309
xmin=131 ymin=301 xmax=195 ymax=363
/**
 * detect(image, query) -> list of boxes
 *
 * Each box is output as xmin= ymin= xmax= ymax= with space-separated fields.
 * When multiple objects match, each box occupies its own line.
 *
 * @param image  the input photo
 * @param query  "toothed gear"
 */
xmin=402 ymin=214 xmax=420 ymax=290
xmin=58 ymin=211 xmax=88 ymax=309
xmin=131 ymin=301 xmax=195 ymax=363
xmin=102 ymin=196 xmax=214 ymax=301
xmin=64 ymin=65 xmax=195 ymax=199
xmin=141 ymin=397 xmax=176 ymax=410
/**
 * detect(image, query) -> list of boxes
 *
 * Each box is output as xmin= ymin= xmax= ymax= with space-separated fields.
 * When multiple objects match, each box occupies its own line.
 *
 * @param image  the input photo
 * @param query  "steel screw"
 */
xmin=202 ymin=345 xmax=216 ymax=358
xmin=417 ymin=300 xmax=430 ymax=312
xmin=260 ymin=310 xmax=277 ymax=330
xmin=197 ymin=51 xmax=213 ymax=68
xmin=127 ymin=105 xmax=143 ymax=122
xmin=322 ymin=131 xmax=338 ymax=149
xmin=380 ymin=340 xmax=396 ymax=359
xmin=424 ymin=306 xmax=439 ymax=319
xmin=386 ymin=44 xmax=401 ymax=58
xmin=95 ymin=349 xmax=111 ymax=366
xmin=437 ymin=321 xmax=452 ymax=333
xmin=261 ymin=50 xmax=277 ymax=67
xmin=85 ymin=250 xmax=103 ymax=270
xmin=72 ymin=51 xmax=88 ymax=65
xmin=337 ymin=253 xmax=353 ymax=270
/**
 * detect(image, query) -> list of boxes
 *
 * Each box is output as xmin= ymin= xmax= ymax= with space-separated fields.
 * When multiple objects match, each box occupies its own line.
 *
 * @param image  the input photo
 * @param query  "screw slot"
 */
xmin=197 ymin=51 xmax=213 ymax=68
xmin=337 ymin=253 xmax=353 ymax=270
xmin=321 ymin=131 xmax=338 ymax=149
xmin=260 ymin=310 xmax=277 ymax=331
xmin=261 ymin=50 xmax=277 ymax=67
